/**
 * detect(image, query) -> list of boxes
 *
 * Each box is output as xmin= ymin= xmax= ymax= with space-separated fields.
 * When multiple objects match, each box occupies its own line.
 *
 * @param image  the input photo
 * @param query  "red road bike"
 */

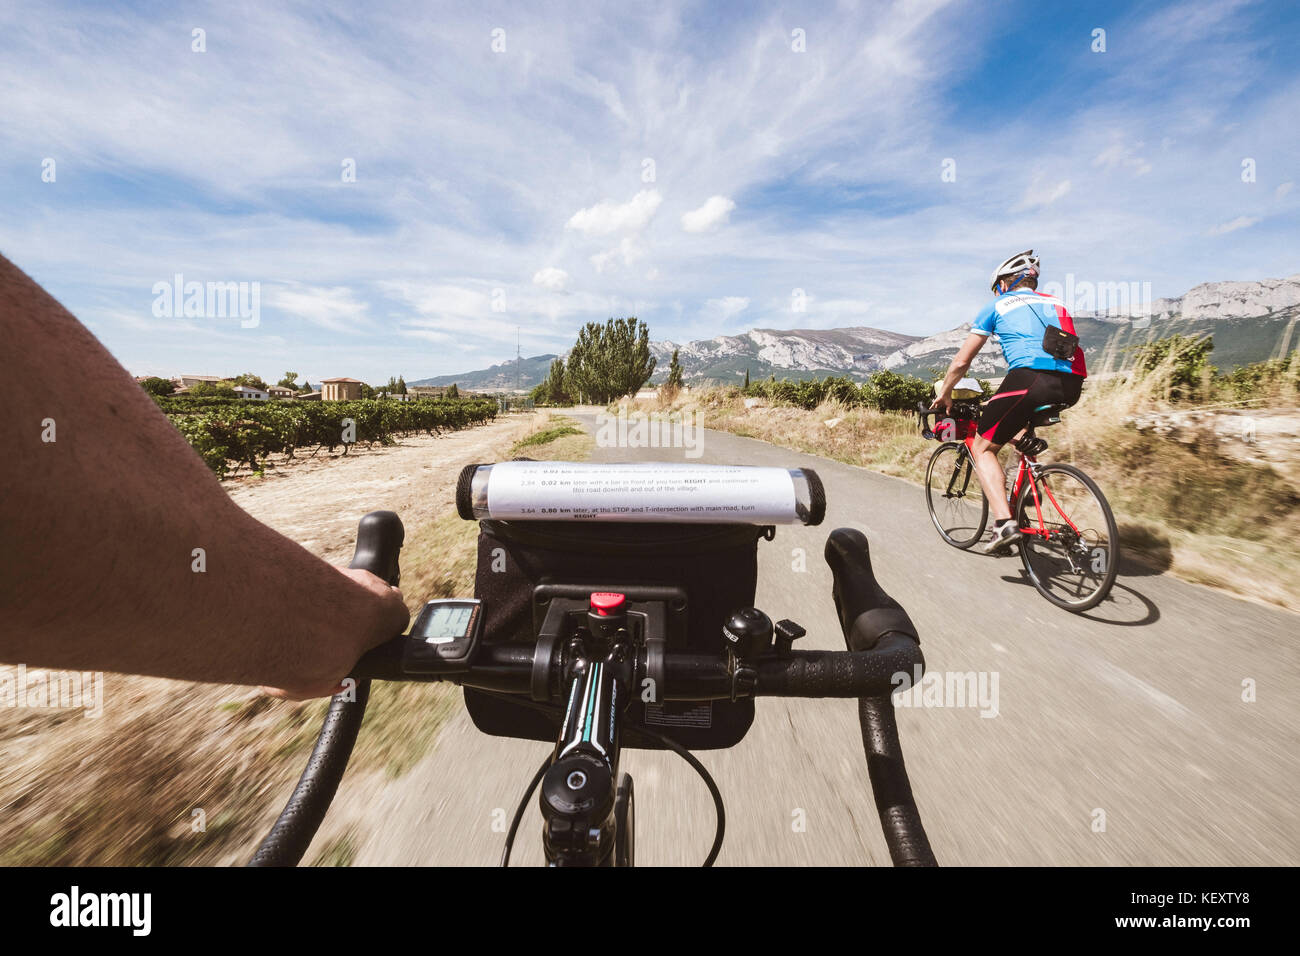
xmin=918 ymin=399 xmax=1119 ymax=612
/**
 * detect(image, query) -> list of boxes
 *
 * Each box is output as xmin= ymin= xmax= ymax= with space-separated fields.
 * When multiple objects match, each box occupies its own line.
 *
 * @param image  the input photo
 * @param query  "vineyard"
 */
xmin=740 ymin=371 xmax=989 ymax=412
xmin=159 ymin=397 xmax=498 ymax=477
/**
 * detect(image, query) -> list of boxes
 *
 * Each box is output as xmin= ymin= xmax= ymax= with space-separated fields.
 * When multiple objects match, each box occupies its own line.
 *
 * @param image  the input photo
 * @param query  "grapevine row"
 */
xmin=162 ymin=397 xmax=498 ymax=477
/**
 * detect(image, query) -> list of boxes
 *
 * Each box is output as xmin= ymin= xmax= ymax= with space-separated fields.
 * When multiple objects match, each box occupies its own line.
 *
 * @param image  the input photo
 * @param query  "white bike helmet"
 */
xmin=990 ymin=249 xmax=1040 ymax=292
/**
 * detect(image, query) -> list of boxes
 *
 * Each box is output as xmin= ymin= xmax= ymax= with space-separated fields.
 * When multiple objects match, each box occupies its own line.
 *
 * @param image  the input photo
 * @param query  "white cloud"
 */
xmin=265 ymin=284 xmax=370 ymax=333
xmin=1092 ymin=142 xmax=1153 ymax=176
xmin=1015 ymin=179 xmax=1072 ymax=211
xmin=590 ymin=237 xmax=644 ymax=273
xmin=1276 ymin=182 xmax=1294 ymax=200
xmin=565 ymin=190 xmax=662 ymax=235
xmin=532 ymin=267 xmax=571 ymax=291
xmin=1206 ymin=216 xmax=1259 ymax=236
xmin=681 ymin=196 xmax=736 ymax=233
xmin=706 ymin=296 xmax=750 ymax=321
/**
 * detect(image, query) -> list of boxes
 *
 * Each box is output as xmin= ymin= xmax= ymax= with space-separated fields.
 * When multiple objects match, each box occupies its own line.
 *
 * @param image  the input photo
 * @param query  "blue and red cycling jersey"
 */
xmin=970 ymin=289 xmax=1087 ymax=377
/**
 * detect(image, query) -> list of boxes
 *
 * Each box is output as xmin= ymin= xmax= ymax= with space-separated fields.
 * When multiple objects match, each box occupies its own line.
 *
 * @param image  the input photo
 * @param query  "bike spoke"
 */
xmin=1018 ymin=468 xmax=1117 ymax=609
xmin=926 ymin=444 xmax=988 ymax=548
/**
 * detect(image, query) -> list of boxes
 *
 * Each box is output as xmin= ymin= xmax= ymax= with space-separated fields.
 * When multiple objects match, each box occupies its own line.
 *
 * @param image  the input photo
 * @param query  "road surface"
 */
xmin=342 ymin=413 xmax=1299 ymax=866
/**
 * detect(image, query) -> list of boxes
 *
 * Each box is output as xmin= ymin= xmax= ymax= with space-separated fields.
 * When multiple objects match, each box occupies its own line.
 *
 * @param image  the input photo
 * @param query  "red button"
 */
xmin=590 ymin=592 xmax=626 ymax=616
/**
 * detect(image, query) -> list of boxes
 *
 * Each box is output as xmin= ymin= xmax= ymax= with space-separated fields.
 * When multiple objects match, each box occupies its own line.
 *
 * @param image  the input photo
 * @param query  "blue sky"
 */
xmin=1 ymin=0 xmax=1297 ymax=384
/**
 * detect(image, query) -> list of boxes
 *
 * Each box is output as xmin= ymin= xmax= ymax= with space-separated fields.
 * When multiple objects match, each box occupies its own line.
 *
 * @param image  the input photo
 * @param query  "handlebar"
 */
xmin=354 ymin=632 xmax=922 ymax=700
xmin=248 ymin=511 xmax=405 ymax=868
xmin=252 ymin=510 xmax=937 ymax=867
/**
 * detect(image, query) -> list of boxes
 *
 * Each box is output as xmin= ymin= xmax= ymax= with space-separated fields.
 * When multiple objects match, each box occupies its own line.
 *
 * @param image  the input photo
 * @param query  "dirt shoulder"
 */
xmin=224 ymin=420 xmax=520 ymax=563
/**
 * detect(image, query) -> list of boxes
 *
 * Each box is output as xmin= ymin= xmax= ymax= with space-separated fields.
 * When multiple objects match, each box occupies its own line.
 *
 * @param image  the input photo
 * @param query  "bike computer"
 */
xmin=404 ymin=599 xmax=483 ymax=673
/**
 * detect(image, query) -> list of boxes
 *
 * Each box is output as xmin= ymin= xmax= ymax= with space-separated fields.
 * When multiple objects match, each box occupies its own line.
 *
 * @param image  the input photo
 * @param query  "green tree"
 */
xmin=359 ymin=382 xmax=377 ymax=400
xmin=232 ymin=372 xmax=269 ymax=391
xmin=277 ymin=371 xmax=300 ymax=389
xmin=189 ymin=380 xmax=238 ymax=399
xmin=534 ymin=358 xmax=571 ymax=405
xmin=139 ymin=376 xmax=175 ymax=397
xmin=862 ymin=370 xmax=934 ymax=412
xmin=397 ymin=375 xmax=407 ymax=395
xmin=565 ymin=317 xmax=657 ymax=404
xmin=298 ymin=380 xmax=313 ymax=393
xmin=666 ymin=349 xmax=684 ymax=388
xmin=743 ymin=368 xmax=750 ymax=390
xmin=446 ymin=382 xmax=459 ymax=399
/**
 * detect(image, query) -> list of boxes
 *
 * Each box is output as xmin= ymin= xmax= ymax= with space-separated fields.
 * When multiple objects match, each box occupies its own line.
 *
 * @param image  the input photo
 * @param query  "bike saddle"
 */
xmin=1028 ymin=403 xmax=1067 ymax=428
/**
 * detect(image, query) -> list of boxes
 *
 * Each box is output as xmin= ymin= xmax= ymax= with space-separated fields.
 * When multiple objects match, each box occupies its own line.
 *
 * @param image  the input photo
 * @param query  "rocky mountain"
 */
xmin=650 ymin=327 xmax=921 ymax=384
xmin=409 ymin=275 xmax=1300 ymax=389
xmin=1114 ymin=275 xmax=1300 ymax=323
xmin=882 ymin=275 xmax=1300 ymax=378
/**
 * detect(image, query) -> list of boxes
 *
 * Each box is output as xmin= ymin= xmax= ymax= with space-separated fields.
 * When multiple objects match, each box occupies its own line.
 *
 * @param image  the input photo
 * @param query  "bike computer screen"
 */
xmin=405 ymin=599 xmax=483 ymax=672
xmin=420 ymin=602 xmax=476 ymax=643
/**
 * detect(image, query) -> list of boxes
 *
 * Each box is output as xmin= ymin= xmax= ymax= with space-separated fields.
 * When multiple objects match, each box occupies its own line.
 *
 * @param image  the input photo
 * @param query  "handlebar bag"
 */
xmin=465 ymin=519 xmax=767 ymax=750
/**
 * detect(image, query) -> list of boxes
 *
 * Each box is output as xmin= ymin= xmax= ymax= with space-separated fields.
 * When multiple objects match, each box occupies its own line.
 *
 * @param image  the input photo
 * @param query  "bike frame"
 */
xmin=954 ymin=434 xmax=1083 ymax=543
xmin=1001 ymin=446 xmax=1081 ymax=541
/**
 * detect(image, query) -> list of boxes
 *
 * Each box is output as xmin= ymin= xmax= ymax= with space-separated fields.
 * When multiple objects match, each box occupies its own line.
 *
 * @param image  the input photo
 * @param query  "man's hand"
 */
xmin=262 ymin=567 xmax=408 ymax=700
xmin=935 ymin=394 xmax=954 ymax=415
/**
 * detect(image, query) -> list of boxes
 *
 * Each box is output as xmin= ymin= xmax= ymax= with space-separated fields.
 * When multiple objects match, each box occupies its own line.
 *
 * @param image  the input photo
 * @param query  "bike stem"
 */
xmin=539 ymin=614 xmax=635 ymax=866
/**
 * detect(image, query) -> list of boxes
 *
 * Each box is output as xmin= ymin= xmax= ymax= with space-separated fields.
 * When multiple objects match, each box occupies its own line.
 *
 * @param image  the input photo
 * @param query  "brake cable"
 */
xmin=483 ymin=691 xmax=725 ymax=867
xmin=500 ymin=756 xmax=551 ymax=867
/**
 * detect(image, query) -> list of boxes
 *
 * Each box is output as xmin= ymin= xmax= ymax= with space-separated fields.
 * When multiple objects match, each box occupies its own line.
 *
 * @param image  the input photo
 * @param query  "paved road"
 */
xmin=350 ymin=415 xmax=1299 ymax=866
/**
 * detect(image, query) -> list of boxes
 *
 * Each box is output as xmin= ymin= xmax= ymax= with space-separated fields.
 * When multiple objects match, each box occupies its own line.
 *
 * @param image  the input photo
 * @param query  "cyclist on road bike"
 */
xmin=933 ymin=250 xmax=1087 ymax=554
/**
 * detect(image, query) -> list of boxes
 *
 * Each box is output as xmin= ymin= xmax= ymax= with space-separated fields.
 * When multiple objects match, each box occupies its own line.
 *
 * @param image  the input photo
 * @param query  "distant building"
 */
xmin=321 ymin=378 xmax=365 ymax=401
xmin=407 ymin=385 xmax=450 ymax=399
xmin=298 ymin=390 xmax=322 ymax=401
xmin=266 ymin=385 xmax=296 ymax=399
xmin=233 ymin=385 xmax=269 ymax=401
xmin=174 ymin=374 xmax=223 ymax=388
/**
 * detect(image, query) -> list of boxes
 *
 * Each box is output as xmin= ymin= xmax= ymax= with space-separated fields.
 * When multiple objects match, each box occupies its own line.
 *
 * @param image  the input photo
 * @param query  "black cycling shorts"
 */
xmin=976 ymin=368 xmax=1083 ymax=446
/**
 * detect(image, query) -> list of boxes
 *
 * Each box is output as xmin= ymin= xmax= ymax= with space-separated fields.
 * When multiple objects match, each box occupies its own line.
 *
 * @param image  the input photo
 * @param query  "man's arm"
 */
xmin=1 ymin=253 xmax=409 ymax=696
xmin=935 ymin=332 xmax=987 ymax=410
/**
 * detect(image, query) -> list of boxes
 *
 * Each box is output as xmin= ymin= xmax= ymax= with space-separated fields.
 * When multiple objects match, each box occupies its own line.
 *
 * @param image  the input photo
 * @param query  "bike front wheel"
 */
xmin=1015 ymin=463 xmax=1119 ymax=612
xmin=614 ymin=773 xmax=635 ymax=867
xmin=925 ymin=442 xmax=989 ymax=549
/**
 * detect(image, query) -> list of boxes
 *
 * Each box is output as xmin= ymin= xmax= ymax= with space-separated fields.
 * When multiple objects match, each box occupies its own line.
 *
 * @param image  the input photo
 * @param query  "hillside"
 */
xmin=407 ymin=275 xmax=1300 ymax=388
xmin=409 ymin=353 xmax=559 ymax=392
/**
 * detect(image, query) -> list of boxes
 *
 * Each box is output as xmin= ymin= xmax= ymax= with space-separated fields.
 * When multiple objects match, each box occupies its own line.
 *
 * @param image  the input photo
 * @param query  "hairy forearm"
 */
xmin=1 ymin=254 xmax=403 ymax=688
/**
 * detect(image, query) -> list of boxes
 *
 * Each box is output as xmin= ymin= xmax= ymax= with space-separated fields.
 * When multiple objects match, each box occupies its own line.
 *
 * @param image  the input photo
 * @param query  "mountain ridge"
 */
xmin=409 ymin=275 xmax=1300 ymax=390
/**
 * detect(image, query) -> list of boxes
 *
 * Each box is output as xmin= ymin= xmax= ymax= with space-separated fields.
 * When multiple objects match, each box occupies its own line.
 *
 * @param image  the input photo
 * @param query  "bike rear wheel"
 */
xmin=925 ymin=442 xmax=988 ymax=549
xmin=1015 ymin=463 xmax=1119 ymax=612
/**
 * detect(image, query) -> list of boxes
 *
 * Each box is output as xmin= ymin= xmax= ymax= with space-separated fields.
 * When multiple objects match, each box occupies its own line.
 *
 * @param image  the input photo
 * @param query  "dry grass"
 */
xmin=510 ymin=414 xmax=595 ymax=461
